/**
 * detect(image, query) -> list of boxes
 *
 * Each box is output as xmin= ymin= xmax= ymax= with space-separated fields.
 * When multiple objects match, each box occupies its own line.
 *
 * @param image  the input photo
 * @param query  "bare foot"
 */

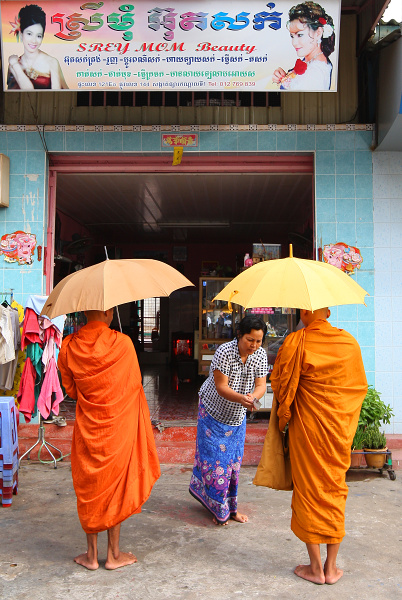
xmin=212 ymin=517 xmax=228 ymax=526
xmin=294 ymin=564 xmax=325 ymax=585
xmin=74 ymin=552 xmax=99 ymax=571
xmin=324 ymin=566 xmax=344 ymax=584
xmin=105 ymin=551 xmax=137 ymax=570
xmin=230 ymin=512 xmax=248 ymax=523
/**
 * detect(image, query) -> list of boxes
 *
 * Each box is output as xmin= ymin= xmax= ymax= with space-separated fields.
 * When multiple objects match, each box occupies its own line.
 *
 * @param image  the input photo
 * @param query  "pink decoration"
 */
xmin=0 ymin=231 xmax=37 ymax=265
xmin=323 ymin=242 xmax=363 ymax=274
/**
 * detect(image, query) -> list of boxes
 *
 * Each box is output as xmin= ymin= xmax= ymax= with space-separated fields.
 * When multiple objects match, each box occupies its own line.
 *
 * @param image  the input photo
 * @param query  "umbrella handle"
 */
xmin=105 ymin=246 xmax=122 ymax=333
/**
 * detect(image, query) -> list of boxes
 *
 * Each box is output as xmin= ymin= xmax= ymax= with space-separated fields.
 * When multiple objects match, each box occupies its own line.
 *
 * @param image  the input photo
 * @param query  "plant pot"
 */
xmin=350 ymin=450 xmax=363 ymax=468
xmin=364 ymin=447 xmax=387 ymax=469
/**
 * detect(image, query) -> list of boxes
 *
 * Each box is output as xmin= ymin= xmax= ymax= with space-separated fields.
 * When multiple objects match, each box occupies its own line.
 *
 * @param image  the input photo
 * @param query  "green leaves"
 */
xmin=362 ymin=424 xmax=387 ymax=450
xmin=358 ymin=385 xmax=394 ymax=429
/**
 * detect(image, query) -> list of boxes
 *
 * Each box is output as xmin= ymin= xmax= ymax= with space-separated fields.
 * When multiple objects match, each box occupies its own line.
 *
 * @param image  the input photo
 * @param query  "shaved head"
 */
xmin=84 ymin=308 xmax=114 ymax=326
xmin=300 ymin=307 xmax=330 ymax=327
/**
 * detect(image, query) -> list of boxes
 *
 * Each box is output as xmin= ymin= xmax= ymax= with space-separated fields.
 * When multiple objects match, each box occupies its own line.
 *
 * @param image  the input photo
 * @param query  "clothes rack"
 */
xmin=19 ymin=413 xmax=63 ymax=469
xmin=17 ymin=294 xmax=66 ymax=469
xmin=1 ymin=289 xmax=14 ymax=302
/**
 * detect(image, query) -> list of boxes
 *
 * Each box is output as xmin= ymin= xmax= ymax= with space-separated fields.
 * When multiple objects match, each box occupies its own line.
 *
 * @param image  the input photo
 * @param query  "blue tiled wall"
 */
xmin=373 ymin=151 xmax=402 ymax=434
xmin=0 ymin=127 xmax=376 ymax=400
xmin=0 ymin=131 xmax=47 ymax=308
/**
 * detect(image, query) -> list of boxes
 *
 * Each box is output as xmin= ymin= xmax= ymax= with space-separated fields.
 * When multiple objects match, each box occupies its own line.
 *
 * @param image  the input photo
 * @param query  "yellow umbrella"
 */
xmin=41 ymin=259 xmax=194 ymax=319
xmin=213 ymin=247 xmax=368 ymax=311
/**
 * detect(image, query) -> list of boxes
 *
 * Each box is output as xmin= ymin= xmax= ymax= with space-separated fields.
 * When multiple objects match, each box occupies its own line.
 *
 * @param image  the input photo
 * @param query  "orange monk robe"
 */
xmin=270 ymin=319 xmax=367 ymax=545
xmin=58 ymin=321 xmax=161 ymax=534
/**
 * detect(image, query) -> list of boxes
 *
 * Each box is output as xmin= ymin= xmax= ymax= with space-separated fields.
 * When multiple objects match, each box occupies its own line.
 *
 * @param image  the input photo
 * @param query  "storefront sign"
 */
xmin=0 ymin=0 xmax=341 ymax=92
xmin=162 ymin=133 xmax=198 ymax=147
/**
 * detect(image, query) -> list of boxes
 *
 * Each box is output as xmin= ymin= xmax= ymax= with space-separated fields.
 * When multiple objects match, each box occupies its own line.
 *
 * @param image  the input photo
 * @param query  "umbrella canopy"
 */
xmin=41 ymin=259 xmax=194 ymax=319
xmin=213 ymin=255 xmax=368 ymax=312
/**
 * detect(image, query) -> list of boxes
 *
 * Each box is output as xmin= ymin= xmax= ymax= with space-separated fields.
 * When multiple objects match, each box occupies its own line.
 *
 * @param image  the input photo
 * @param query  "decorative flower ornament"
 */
xmin=317 ymin=17 xmax=334 ymax=38
xmin=9 ymin=16 xmax=20 ymax=41
xmin=293 ymin=59 xmax=307 ymax=75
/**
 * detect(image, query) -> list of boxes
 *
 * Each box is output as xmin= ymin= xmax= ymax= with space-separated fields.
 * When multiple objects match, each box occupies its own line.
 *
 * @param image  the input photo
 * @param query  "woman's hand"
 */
xmin=9 ymin=54 xmax=19 ymax=67
xmin=239 ymin=393 xmax=255 ymax=411
xmin=272 ymin=67 xmax=286 ymax=83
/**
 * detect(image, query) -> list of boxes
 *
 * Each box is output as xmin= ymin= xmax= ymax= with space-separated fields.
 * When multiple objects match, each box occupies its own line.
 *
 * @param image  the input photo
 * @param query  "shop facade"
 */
xmin=1 ymin=122 xmax=400 ymax=434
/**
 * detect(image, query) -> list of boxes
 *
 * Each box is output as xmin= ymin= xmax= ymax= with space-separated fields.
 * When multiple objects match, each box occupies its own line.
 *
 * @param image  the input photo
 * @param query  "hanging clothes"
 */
xmin=0 ymin=305 xmax=16 ymax=363
xmin=37 ymin=358 xmax=64 ymax=419
xmin=16 ymin=294 xmax=66 ymax=422
xmin=17 ymin=357 xmax=37 ymax=423
xmin=0 ymin=300 xmax=26 ymax=404
xmin=0 ymin=305 xmax=21 ymax=389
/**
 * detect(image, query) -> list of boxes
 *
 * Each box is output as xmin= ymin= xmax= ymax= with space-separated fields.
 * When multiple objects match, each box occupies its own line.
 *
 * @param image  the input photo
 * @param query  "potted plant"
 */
xmin=362 ymin=424 xmax=388 ymax=469
xmin=350 ymin=426 xmax=365 ymax=468
xmin=358 ymin=385 xmax=394 ymax=430
xmin=353 ymin=386 xmax=393 ymax=469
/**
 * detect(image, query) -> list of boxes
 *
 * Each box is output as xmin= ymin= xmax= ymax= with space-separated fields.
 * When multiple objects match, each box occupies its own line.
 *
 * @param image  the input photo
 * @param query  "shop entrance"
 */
xmin=47 ymin=153 xmax=314 ymax=422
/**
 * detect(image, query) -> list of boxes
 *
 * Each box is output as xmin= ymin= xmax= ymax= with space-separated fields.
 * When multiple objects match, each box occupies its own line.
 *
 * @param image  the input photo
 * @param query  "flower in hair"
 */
xmin=318 ymin=17 xmax=326 ymax=24
xmin=9 ymin=16 xmax=20 ymax=41
xmin=322 ymin=22 xmax=334 ymax=38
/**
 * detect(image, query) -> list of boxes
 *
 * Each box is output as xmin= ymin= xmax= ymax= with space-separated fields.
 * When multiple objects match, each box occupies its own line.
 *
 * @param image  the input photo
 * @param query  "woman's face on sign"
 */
xmin=289 ymin=19 xmax=321 ymax=58
xmin=21 ymin=24 xmax=44 ymax=53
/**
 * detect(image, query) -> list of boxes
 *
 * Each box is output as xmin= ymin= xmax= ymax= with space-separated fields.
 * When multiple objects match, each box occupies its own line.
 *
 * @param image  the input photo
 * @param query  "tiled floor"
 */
xmin=142 ymin=365 xmax=200 ymax=423
xmin=60 ymin=364 xmax=201 ymax=424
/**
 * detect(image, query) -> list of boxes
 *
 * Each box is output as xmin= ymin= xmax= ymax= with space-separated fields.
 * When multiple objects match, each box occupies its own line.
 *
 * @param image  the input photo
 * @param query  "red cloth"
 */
xmin=16 ymin=357 xmax=37 ymax=423
xmin=21 ymin=308 xmax=41 ymax=350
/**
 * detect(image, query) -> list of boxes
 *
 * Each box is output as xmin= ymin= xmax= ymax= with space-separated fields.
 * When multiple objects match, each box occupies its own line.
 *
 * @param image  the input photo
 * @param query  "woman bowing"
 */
xmin=189 ymin=315 xmax=268 ymax=525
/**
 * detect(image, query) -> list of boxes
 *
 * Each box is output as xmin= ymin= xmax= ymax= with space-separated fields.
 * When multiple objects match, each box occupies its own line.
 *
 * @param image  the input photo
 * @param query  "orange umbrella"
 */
xmin=41 ymin=259 xmax=194 ymax=319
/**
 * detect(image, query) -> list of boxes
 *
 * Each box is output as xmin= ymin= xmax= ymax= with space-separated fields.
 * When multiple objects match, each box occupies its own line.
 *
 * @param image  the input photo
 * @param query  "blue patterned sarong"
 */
xmin=189 ymin=399 xmax=246 ymax=523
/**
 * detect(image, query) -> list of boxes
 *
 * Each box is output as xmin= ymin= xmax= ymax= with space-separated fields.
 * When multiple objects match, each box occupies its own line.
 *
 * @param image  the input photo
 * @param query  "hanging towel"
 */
xmin=0 ymin=305 xmax=16 ymax=363
xmin=26 ymin=294 xmax=65 ymax=334
xmin=37 ymin=358 xmax=64 ymax=419
xmin=0 ymin=307 xmax=21 ymax=390
xmin=22 ymin=308 xmax=42 ymax=349
xmin=17 ymin=357 xmax=37 ymax=423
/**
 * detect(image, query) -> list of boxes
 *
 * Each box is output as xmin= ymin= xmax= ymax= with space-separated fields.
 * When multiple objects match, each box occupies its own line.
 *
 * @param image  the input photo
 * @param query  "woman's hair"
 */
xmin=236 ymin=315 xmax=267 ymax=342
xmin=19 ymin=4 xmax=46 ymax=34
xmin=288 ymin=1 xmax=335 ymax=58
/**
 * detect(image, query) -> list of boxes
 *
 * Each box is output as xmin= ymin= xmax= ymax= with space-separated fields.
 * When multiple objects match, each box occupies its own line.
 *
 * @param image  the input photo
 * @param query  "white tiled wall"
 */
xmin=373 ymin=151 xmax=402 ymax=434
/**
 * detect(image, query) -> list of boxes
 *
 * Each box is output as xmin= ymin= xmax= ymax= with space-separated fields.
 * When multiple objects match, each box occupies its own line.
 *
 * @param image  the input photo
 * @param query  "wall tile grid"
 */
xmin=0 ymin=123 xmax=381 ymax=424
xmin=373 ymin=151 xmax=402 ymax=434
xmin=0 ymin=130 xmax=47 ymax=307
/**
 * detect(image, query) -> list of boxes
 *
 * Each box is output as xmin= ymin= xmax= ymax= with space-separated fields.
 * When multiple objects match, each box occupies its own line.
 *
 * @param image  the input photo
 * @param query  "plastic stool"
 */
xmin=0 ymin=398 xmax=19 ymax=506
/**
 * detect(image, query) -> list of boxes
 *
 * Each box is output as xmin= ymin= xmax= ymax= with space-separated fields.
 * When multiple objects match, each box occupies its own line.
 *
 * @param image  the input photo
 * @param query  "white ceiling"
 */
xmin=56 ymin=170 xmax=313 ymax=246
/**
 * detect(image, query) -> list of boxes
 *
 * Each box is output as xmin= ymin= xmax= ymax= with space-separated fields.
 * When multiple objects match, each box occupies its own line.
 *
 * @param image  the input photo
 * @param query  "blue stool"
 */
xmin=0 ymin=398 xmax=19 ymax=506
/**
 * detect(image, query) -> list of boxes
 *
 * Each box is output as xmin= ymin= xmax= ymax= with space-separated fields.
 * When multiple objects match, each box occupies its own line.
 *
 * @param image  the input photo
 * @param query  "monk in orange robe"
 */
xmin=270 ymin=307 xmax=367 ymax=585
xmin=58 ymin=308 xmax=160 ymax=570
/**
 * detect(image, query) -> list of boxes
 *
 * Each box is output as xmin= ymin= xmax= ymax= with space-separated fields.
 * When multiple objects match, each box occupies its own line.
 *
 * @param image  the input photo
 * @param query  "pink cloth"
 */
xmin=37 ymin=358 xmax=64 ymax=419
xmin=42 ymin=337 xmax=56 ymax=372
xmin=17 ymin=358 xmax=37 ymax=423
xmin=42 ymin=326 xmax=62 ymax=349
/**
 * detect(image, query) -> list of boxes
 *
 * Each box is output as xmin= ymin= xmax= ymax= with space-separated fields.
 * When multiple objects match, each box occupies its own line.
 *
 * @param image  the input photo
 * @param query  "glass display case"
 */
xmin=245 ymin=307 xmax=297 ymax=377
xmin=245 ymin=307 xmax=297 ymax=410
xmin=197 ymin=278 xmax=298 ymax=409
xmin=198 ymin=277 xmax=242 ymax=375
